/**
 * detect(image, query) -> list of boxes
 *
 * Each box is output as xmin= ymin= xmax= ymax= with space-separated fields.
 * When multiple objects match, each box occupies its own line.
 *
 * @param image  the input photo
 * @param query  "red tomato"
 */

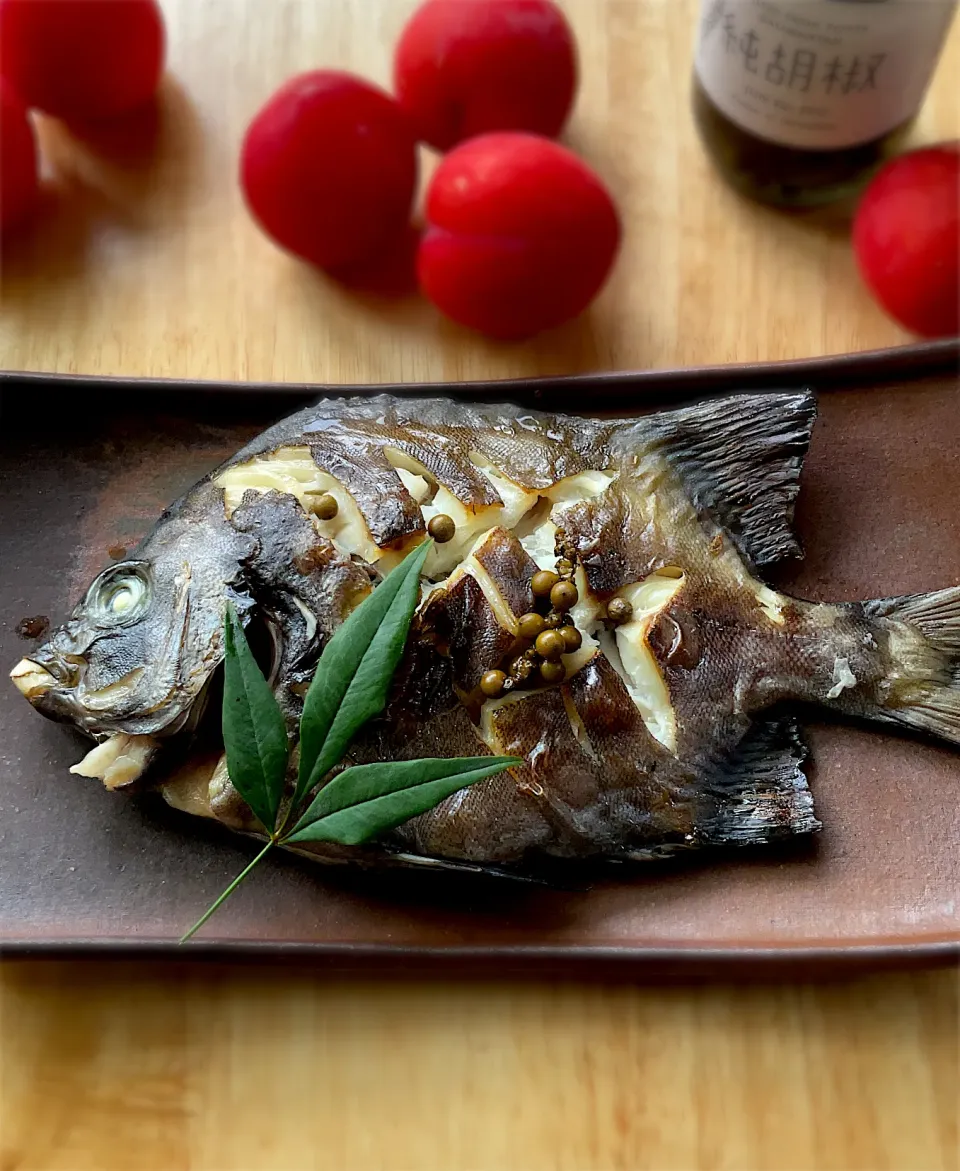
xmin=393 ymin=0 xmax=577 ymax=151
xmin=240 ymin=71 xmax=419 ymax=274
xmin=0 ymin=81 xmax=38 ymax=232
xmin=853 ymin=143 xmax=960 ymax=339
xmin=418 ymin=132 xmax=620 ymax=339
xmin=0 ymin=0 xmax=165 ymax=122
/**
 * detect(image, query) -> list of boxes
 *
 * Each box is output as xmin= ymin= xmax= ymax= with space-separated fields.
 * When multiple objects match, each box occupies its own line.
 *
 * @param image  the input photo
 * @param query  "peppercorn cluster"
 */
xmin=478 ymin=553 xmax=585 ymax=698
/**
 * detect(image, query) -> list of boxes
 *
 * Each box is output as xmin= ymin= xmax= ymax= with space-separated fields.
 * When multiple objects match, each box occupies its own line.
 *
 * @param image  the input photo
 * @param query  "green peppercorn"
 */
xmin=607 ymin=596 xmax=633 ymax=625
xmin=310 ymin=492 xmax=339 ymax=521
xmin=535 ymin=630 xmax=565 ymax=660
xmin=531 ymin=569 xmax=560 ymax=598
xmin=480 ymin=669 xmax=506 ymax=698
xmin=427 ymin=514 xmax=456 ymax=543
xmin=539 ymin=659 xmax=566 ymax=684
xmin=550 ymin=579 xmax=579 ymax=612
xmin=517 ymin=612 xmax=546 ymax=640
xmin=560 ymin=625 xmax=583 ymax=652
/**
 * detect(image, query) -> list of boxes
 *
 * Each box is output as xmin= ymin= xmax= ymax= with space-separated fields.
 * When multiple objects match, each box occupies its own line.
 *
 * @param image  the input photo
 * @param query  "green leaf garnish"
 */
xmin=180 ymin=539 xmax=518 ymax=942
xmin=293 ymin=537 xmax=431 ymax=817
xmin=285 ymin=756 xmax=521 ymax=846
xmin=220 ymin=602 xmax=288 ymax=834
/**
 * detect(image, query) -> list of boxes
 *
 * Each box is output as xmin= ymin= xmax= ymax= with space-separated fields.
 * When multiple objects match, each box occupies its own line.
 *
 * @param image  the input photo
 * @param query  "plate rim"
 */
xmin=2 ymin=938 xmax=958 ymax=976
xmin=1 ymin=337 xmax=957 ymax=406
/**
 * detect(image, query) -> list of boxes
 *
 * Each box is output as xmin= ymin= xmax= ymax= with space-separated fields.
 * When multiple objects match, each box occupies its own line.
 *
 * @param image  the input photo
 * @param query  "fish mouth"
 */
xmin=11 ymin=654 xmax=223 ymax=790
xmin=11 ymin=656 xmax=106 ymax=735
xmin=9 ymin=659 xmax=157 ymax=791
xmin=10 ymin=658 xmax=58 ymax=700
xmin=11 ymin=644 xmax=87 ymax=708
xmin=11 ymin=654 xmax=143 ymax=725
xmin=13 ymin=605 xmax=276 ymax=792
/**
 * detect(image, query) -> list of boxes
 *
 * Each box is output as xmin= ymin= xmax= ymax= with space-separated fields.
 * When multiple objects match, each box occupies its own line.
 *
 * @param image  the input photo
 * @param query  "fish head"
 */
xmin=10 ymin=485 xmax=257 ymax=753
xmin=13 ymin=558 xmax=205 ymax=736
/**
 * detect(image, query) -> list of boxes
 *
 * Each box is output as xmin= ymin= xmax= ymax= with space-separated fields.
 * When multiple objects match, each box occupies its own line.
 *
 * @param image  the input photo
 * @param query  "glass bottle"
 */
xmin=692 ymin=0 xmax=958 ymax=207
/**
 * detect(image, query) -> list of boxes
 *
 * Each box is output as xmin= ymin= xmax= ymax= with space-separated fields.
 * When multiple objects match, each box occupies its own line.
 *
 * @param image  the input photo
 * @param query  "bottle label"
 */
xmin=695 ymin=0 xmax=957 ymax=150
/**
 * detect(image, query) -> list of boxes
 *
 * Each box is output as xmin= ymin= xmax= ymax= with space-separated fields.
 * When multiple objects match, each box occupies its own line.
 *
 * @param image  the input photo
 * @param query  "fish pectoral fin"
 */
xmin=697 ymin=715 xmax=821 ymax=847
xmin=644 ymin=390 xmax=817 ymax=570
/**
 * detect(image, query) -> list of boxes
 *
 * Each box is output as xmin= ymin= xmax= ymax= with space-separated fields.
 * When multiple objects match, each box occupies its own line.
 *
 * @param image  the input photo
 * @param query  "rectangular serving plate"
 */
xmin=1 ymin=340 xmax=958 ymax=972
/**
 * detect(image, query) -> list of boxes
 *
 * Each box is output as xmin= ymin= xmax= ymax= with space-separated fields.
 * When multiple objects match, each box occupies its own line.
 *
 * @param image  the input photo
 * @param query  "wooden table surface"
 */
xmin=1 ymin=2 xmax=958 ymax=1169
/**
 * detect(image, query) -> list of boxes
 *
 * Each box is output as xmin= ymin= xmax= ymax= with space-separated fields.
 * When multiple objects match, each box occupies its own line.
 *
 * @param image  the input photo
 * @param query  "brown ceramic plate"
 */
xmin=2 ymin=341 xmax=959 ymax=973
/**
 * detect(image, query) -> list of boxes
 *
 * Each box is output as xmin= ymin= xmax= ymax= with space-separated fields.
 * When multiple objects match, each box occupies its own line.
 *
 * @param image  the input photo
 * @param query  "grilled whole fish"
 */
xmin=11 ymin=391 xmax=960 ymax=874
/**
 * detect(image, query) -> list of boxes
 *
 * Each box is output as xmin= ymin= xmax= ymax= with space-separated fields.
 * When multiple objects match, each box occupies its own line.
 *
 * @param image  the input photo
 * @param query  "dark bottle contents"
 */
xmin=692 ymin=76 xmax=914 ymax=208
xmin=692 ymin=0 xmax=957 ymax=209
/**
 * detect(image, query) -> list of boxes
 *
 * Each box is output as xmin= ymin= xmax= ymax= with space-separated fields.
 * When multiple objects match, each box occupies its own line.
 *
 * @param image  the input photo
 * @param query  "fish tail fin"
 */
xmin=861 ymin=587 xmax=960 ymax=746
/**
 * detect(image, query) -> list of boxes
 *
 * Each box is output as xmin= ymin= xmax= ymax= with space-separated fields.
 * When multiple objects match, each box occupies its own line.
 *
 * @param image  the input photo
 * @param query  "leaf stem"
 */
xmin=179 ymin=839 xmax=276 ymax=944
xmin=275 ymin=792 xmax=300 ymax=840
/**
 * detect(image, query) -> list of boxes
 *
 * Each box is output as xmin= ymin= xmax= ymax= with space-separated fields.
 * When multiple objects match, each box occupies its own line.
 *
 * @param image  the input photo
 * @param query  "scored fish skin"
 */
xmin=10 ymin=391 xmax=960 ymax=874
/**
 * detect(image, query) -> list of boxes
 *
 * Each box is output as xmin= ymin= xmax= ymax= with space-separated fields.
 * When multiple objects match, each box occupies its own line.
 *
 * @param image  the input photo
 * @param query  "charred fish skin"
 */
xmin=10 ymin=391 xmax=960 ymax=872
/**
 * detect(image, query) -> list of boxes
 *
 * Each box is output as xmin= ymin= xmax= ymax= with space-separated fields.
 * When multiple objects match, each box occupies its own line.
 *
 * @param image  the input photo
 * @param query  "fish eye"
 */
xmin=88 ymin=564 xmax=151 ymax=626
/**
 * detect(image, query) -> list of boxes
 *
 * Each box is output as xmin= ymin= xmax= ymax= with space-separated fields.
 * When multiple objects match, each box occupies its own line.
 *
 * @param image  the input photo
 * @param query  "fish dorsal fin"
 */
xmin=698 ymin=715 xmax=820 ymax=846
xmin=646 ymin=391 xmax=817 ymax=569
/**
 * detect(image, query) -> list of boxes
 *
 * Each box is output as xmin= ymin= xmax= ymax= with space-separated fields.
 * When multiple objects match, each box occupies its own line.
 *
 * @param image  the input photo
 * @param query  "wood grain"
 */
xmin=1 ymin=2 xmax=958 ymax=1169
xmin=0 ymin=963 xmax=957 ymax=1171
